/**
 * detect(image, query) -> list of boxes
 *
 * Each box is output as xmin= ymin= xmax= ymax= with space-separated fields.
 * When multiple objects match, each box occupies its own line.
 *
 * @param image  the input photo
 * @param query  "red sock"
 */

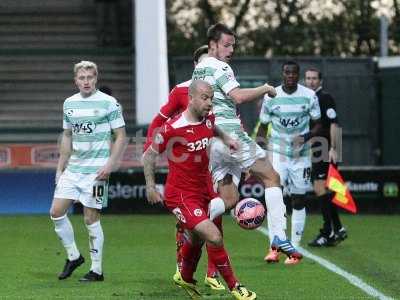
xmin=206 ymin=244 xmax=218 ymax=277
xmin=206 ymin=216 xmax=223 ymax=277
xmin=180 ymin=240 xmax=202 ymax=283
xmin=176 ymin=222 xmax=185 ymax=271
xmin=206 ymin=244 xmax=238 ymax=290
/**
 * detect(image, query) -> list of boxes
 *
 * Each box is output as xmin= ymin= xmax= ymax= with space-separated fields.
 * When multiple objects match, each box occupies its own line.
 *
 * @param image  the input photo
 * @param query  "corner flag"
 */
xmin=326 ymin=164 xmax=357 ymax=214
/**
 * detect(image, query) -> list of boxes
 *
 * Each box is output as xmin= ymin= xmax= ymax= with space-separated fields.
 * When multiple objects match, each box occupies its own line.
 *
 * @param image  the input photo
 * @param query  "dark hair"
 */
xmin=305 ymin=67 xmax=322 ymax=80
xmin=207 ymin=23 xmax=235 ymax=46
xmin=99 ymin=85 xmax=112 ymax=96
xmin=193 ymin=45 xmax=208 ymax=63
xmin=282 ymin=60 xmax=300 ymax=72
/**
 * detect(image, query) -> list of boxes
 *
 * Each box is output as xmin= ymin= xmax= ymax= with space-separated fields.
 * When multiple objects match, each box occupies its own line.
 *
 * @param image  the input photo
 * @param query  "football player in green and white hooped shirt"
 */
xmin=193 ymin=23 xmax=303 ymax=271
xmin=50 ymin=61 xmax=126 ymax=282
xmin=257 ymin=61 xmax=322 ymax=264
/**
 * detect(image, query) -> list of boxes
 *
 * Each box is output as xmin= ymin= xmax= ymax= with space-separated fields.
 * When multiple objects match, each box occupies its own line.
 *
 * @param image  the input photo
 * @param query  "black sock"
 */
xmin=319 ymin=194 xmax=333 ymax=236
xmin=330 ymin=200 xmax=343 ymax=233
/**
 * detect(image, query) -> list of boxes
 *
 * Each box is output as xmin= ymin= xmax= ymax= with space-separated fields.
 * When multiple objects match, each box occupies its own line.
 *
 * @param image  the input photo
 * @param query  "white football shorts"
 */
xmin=209 ymin=137 xmax=266 ymax=190
xmin=267 ymin=151 xmax=312 ymax=195
xmin=54 ymin=170 xmax=109 ymax=209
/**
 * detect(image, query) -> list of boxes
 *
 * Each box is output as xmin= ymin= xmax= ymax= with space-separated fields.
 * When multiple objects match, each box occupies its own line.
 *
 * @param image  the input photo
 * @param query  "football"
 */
xmin=234 ymin=198 xmax=265 ymax=230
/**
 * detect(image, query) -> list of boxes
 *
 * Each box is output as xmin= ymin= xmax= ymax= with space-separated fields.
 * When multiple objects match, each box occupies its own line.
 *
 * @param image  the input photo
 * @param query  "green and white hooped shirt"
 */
xmin=63 ymin=90 xmax=125 ymax=174
xmin=259 ymin=84 xmax=321 ymax=157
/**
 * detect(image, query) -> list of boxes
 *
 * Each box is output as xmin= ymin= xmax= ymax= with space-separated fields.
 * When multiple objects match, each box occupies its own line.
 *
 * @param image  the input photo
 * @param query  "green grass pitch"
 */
xmin=0 ymin=214 xmax=398 ymax=299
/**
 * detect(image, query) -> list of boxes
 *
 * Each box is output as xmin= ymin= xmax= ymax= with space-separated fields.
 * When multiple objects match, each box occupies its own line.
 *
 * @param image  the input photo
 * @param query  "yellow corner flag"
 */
xmin=326 ymin=164 xmax=357 ymax=214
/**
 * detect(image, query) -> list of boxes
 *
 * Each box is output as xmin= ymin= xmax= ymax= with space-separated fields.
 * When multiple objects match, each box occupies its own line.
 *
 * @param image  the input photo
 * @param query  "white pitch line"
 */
xmin=256 ymin=226 xmax=394 ymax=300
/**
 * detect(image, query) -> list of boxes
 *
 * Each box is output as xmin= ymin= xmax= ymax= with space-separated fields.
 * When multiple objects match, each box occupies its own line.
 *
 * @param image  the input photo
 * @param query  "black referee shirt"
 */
xmin=315 ymin=86 xmax=338 ymax=144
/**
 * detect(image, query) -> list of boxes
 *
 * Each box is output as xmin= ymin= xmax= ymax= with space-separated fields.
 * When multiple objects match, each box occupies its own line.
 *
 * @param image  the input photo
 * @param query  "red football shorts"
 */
xmin=164 ymin=188 xmax=210 ymax=230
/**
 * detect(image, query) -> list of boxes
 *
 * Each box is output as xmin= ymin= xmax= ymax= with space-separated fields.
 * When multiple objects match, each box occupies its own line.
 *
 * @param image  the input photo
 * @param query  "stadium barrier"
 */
xmin=1 ymin=144 xmax=399 ymax=214
xmin=0 ymin=144 xmax=164 ymax=169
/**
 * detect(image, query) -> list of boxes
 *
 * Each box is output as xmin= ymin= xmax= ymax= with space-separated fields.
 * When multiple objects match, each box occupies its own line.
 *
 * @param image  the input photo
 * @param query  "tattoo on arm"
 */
xmin=143 ymin=150 xmax=158 ymax=187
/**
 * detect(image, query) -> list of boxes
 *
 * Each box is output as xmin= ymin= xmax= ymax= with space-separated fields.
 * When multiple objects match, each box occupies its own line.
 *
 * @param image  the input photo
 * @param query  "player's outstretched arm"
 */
xmin=228 ymin=84 xmax=276 ymax=105
xmin=142 ymin=148 xmax=164 ymax=205
xmin=56 ymin=129 xmax=72 ymax=184
xmin=96 ymin=127 xmax=127 ymax=180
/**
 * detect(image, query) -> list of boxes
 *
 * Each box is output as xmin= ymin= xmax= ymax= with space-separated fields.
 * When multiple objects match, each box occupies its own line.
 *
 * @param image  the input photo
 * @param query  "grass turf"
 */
xmin=0 ymin=214 xmax=398 ymax=299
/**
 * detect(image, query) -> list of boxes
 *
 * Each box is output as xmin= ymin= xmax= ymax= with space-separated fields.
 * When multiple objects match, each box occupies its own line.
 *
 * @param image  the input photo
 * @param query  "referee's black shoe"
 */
xmin=79 ymin=270 xmax=104 ymax=282
xmin=308 ymin=233 xmax=328 ymax=247
xmin=58 ymin=255 xmax=85 ymax=280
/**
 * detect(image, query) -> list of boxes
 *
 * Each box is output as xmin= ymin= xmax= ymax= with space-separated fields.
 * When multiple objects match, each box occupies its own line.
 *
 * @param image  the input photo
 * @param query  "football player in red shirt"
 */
xmin=144 ymin=45 xmax=208 ymax=152
xmin=144 ymin=45 xmax=227 ymax=291
xmin=143 ymin=80 xmax=257 ymax=300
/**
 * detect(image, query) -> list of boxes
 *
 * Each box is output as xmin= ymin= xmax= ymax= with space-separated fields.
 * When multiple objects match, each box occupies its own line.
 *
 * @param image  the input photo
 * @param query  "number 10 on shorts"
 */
xmin=93 ymin=180 xmax=109 ymax=208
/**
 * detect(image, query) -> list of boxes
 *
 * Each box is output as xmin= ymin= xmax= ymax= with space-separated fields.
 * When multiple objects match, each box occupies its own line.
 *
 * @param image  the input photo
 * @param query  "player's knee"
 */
xmin=84 ymin=213 xmax=100 ymax=225
xmin=83 ymin=207 xmax=100 ymax=225
xmin=224 ymin=193 xmax=239 ymax=209
xmin=49 ymin=207 xmax=64 ymax=219
xmin=207 ymin=231 xmax=223 ymax=247
xmin=84 ymin=215 xmax=96 ymax=225
xmin=292 ymin=195 xmax=306 ymax=210
xmin=261 ymin=168 xmax=280 ymax=187
xmin=314 ymin=182 xmax=326 ymax=196
xmin=218 ymin=177 xmax=239 ymax=209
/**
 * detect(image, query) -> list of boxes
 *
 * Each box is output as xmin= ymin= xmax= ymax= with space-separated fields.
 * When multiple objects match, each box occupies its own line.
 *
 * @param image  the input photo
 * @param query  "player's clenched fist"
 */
xmin=146 ymin=186 xmax=164 ymax=205
xmin=264 ymin=84 xmax=276 ymax=98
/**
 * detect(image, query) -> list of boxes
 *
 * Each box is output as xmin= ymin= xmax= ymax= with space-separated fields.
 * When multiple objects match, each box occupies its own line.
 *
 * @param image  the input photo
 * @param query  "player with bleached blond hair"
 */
xmin=50 ymin=60 xmax=126 ymax=282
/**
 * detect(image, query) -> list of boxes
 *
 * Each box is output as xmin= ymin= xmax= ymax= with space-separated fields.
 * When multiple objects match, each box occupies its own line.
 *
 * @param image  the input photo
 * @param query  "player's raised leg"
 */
xmin=50 ymin=197 xmax=84 ymax=280
xmin=249 ymin=157 xmax=302 ymax=263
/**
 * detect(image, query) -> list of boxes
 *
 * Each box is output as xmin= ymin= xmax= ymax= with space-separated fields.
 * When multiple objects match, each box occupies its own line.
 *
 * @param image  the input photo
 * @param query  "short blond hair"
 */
xmin=74 ymin=60 xmax=98 ymax=76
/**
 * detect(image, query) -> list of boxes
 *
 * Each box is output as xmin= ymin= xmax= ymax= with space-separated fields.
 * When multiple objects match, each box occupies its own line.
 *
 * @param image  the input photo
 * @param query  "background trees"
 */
xmin=166 ymin=0 xmax=399 ymax=57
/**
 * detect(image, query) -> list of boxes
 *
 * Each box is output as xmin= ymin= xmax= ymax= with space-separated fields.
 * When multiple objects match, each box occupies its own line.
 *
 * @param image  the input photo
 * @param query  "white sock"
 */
xmin=265 ymin=187 xmax=287 ymax=241
xmin=267 ymin=210 xmax=273 ymax=246
xmin=291 ymin=208 xmax=306 ymax=246
xmin=86 ymin=221 xmax=104 ymax=275
xmin=208 ymin=197 xmax=225 ymax=220
xmin=52 ymin=215 xmax=80 ymax=261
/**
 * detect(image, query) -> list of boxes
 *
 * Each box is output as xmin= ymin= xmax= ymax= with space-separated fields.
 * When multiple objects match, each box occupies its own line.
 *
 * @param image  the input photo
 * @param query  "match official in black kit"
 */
xmin=305 ymin=68 xmax=348 ymax=247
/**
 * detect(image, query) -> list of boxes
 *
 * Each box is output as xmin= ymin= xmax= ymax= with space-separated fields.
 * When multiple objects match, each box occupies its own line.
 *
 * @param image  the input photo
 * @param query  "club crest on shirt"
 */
xmin=154 ymin=133 xmax=164 ymax=144
xmin=194 ymin=208 xmax=203 ymax=217
xmin=206 ymin=119 xmax=212 ymax=129
xmin=66 ymin=109 xmax=74 ymax=116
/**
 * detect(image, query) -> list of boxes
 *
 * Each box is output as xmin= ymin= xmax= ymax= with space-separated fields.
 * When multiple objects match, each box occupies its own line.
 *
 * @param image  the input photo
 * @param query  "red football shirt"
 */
xmin=151 ymin=113 xmax=215 ymax=193
xmin=144 ymin=80 xmax=190 ymax=152
xmin=159 ymin=80 xmax=190 ymax=118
